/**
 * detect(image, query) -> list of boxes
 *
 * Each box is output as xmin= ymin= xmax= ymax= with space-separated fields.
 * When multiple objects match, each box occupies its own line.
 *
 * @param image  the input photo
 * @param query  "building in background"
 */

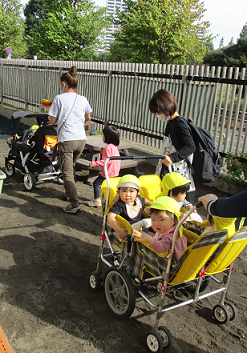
xmin=105 ymin=0 xmax=126 ymax=49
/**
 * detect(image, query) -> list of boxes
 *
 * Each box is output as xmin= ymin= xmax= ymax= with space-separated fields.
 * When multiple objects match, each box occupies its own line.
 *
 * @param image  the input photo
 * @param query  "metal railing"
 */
xmin=0 ymin=59 xmax=246 ymax=154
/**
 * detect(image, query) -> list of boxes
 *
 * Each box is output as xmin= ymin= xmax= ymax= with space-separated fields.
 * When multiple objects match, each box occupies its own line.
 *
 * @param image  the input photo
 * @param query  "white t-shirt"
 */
xmin=48 ymin=92 xmax=92 ymax=143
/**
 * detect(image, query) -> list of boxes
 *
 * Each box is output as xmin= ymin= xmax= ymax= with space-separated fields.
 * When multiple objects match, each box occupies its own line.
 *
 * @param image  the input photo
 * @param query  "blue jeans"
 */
xmin=93 ymin=175 xmax=105 ymax=199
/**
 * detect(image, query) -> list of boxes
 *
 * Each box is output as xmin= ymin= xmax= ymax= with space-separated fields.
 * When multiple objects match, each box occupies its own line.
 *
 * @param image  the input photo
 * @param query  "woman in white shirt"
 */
xmin=48 ymin=66 xmax=92 ymax=214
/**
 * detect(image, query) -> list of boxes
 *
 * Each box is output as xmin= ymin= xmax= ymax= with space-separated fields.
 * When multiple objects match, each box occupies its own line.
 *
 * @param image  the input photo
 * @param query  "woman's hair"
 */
xmin=103 ymin=124 xmax=120 ymax=146
xmin=60 ymin=66 xmax=78 ymax=89
xmin=150 ymin=208 xmax=178 ymax=223
xmin=168 ymin=183 xmax=190 ymax=197
xmin=149 ymin=89 xmax=178 ymax=117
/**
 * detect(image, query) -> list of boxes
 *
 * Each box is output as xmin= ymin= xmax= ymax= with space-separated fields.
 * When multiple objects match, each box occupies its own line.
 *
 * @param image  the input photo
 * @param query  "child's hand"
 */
xmin=179 ymin=212 xmax=185 ymax=220
xmin=118 ymin=228 xmax=128 ymax=240
xmin=89 ymin=162 xmax=93 ymax=168
xmin=187 ymin=205 xmax=197 ymax=213
xmin=133 ymin=230 xmax=149 ymax=243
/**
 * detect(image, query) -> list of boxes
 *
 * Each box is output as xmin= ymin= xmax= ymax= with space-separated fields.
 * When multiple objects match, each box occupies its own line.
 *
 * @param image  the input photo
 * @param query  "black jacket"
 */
xmin=208 ymin=191 xmax=247 ymax=218
xmin=165 ymin=116 xmax=196 ymax=163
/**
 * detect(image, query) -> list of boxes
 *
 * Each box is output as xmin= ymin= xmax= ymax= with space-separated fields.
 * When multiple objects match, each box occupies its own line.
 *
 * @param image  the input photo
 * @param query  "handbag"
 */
xmin=157 ymin=135 xmax=195 ymax=192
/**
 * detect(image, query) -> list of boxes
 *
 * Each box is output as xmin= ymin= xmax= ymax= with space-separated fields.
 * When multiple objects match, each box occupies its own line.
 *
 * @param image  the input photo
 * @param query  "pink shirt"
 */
xmin=91 ymin=143 xmax=121 ymax=178
xmin=150 ymin=226 xmax=187 ymax=262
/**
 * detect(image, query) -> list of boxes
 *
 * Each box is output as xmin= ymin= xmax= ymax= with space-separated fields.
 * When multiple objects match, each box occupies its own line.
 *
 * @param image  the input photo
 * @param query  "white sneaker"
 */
xmin=87 ymin=199 xmax=101 ymax=207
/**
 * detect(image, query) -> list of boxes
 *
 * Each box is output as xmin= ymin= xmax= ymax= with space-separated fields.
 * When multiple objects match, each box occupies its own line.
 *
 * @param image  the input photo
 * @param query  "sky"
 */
xmin=20 ymin=0 xmax=247 ymax=49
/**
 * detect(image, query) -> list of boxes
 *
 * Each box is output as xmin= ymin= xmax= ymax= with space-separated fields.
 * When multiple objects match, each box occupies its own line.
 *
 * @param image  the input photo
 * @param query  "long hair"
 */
xmin=60 ymin=66 xmax=78 ymax=89
xmin=149 ymin=89 xmax=178 ymax=116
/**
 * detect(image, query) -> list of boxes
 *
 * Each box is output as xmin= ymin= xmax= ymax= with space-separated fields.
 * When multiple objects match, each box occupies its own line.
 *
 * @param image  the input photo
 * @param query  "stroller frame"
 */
xmin=89 ymin=155 xmax=247 ymax=352
xmin=5 ymin=111 xmax=63 ymax=190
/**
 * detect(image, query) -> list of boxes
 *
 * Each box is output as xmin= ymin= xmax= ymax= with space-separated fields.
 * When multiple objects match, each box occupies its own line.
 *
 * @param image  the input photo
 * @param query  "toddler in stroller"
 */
xmin=133 ymin=196 xmax=187 ymax=261
xmin=5 ymin=111 xmax=63 ymax=190
xmin=107 ymin=174 xmax=152 ymax=239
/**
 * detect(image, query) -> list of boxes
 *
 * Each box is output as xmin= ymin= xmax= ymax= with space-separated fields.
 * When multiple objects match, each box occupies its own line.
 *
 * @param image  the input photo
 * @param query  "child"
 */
xmin=133 ymin=196 xmax=187 ymax=261
xmin=107 ymin=174 xmax=152 ymax=239
xmin=87 ymin=124 xmax=121 ymax=207
xmin=158 ymin=172 xmax=193 ymax=211
xmin=160 ymin=172 xmax=203 ymax=225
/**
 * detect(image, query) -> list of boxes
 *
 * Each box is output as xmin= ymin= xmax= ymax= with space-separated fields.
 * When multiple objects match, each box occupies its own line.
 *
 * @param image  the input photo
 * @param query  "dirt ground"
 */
xmin=0 ymin=137 xmax=247 ymax=353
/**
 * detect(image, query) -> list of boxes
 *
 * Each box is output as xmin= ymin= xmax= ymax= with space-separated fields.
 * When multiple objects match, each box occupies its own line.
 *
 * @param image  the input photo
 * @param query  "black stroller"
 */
xmin=5 ymin=111 xmax=63 ymax=190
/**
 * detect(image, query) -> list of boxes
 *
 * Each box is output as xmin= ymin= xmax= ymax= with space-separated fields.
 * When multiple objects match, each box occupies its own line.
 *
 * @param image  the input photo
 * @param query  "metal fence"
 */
xmin=0 ymin=59 xmax=247 ymax=154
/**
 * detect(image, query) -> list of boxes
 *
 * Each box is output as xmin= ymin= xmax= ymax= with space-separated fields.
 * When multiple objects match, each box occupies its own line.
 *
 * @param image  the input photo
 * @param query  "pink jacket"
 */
xmin=91 ymin=143 xmax=121 ymax=178
xmin=150 ymin=226 xmax=187 ymax=262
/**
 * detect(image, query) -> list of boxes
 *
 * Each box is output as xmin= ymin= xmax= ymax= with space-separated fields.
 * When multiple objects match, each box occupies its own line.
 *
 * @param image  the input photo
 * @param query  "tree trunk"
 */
xmin=159 ymin=46 xmax=167 ymax=64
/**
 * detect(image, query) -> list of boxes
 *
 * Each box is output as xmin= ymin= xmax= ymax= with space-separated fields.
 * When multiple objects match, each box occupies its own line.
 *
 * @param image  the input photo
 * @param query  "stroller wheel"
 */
xmin=104 ymin=267 xmax=136 ymax=319
xmin=89 ymin=272 xmax=102 ymax=291
xmin=213 ymin=304 xmax=231 ymax=324
xmin=24 ymin=173 xmax=37 ymax=191
xmin=224 ymin=301 xmax=237 ymax=321
xmin=5 ymin=162 xmax=15 ymax=176
xmin=146 ymin=330 xmax=164 ymax=353
xmin=158 ymin=326 xmax=173 ymax=348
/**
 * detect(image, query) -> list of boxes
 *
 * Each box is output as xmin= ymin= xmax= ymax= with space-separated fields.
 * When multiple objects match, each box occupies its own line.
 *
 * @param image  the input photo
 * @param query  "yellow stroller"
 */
xmin=89 ymin=155 xmax=247 ymax=353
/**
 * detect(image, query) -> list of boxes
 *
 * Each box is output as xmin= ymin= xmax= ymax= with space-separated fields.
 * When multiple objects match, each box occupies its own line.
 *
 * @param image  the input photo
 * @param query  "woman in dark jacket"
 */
xmin=149 ymin=89 xmax=196 ymax=203
xmin=199 ymin=191 xmax=247 ymax=218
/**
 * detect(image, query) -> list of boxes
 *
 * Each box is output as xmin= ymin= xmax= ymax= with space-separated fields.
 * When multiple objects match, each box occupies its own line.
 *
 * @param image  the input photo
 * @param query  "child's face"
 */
xmin=151 ymin=210 xmax=174 ymax=234
xmin=118 ymin=187 xmax=138 ymax=205
xmin=172 ymin=191 xmax=187 ymax=203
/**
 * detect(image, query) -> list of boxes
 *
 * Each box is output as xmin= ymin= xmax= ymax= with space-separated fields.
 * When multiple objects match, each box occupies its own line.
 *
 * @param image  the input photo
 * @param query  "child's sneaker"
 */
xmin=63 ymin=204 xmax=80 ymax=214
xmin=87 ymin=199 xmax=101 ymax=207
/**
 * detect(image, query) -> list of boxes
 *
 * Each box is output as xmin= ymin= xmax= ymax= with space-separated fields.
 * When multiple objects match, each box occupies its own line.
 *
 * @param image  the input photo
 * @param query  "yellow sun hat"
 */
xmin=30 ymin=125 xmax=39 ymax=130
xmin=145 ymin=196 xmax=180 ymax=218
xmin=160 ymin=172 xmax=191 ymax=196
xmin=117 ymin=174 xmax=140 ymax=191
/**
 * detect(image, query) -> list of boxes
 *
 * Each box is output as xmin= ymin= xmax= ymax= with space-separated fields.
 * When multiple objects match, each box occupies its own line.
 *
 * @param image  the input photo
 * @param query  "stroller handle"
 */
xmin=105 ymin=155 xmax=165 ymax=161
xmin=195 ymin=201 xmax=203 ymax=209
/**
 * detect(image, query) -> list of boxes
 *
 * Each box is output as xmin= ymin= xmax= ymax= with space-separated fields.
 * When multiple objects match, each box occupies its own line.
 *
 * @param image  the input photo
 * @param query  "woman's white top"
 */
xmin=49 ymin=92 xmax=92 ymax=143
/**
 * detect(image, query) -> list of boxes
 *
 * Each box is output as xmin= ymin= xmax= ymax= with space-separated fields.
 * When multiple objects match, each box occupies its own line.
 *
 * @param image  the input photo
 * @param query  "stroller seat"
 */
xmin=5 ymin=111 xmax=63 ymax=190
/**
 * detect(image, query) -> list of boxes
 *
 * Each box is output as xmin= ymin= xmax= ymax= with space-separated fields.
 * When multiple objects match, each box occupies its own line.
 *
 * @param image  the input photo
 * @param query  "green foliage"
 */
xmin=24 ymin=0 xmax=111 ymax=60
xmin=108 ymin=0 xmax=211 ymax=65
xmin=0 ymin=0 xmax=27 ymax=58
xmin=217 ymin=152 xmax=247 ymax=194
xmin=239 ymin=22 xmax=247 ymax=39
xmin=240 ymin=55 xmax=247 ymax=67
xmin=204 ymin=23 xmax=247 ymax=68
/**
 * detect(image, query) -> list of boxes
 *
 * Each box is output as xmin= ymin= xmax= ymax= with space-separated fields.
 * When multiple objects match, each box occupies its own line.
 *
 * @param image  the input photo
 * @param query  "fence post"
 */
xmin=25 ymin=64 xmax=29 ymax=111
xmin=0 ymin=62 xmax=3 ymax=106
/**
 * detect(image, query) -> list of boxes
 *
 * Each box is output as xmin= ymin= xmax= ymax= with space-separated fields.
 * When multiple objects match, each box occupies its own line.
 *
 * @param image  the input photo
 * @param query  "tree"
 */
xmin=24 ymin=0 xmax=50 ymax=39
xmin=203 ymin=24 xmax=247 ymax=68
xmin=0 ymin=0 xmax=27 ymax=58
xmin=108 ymin=0 xmax=212 ymax=65
xmin=219 ymin=37 xmax=224 ymax=48
xmin=239 ymin=22 xmax=247 ymax=39
xmin=24 ymin=0 xmax=111 ymax=60
xmin=228 ymin=37 xmax=234 ymax=46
